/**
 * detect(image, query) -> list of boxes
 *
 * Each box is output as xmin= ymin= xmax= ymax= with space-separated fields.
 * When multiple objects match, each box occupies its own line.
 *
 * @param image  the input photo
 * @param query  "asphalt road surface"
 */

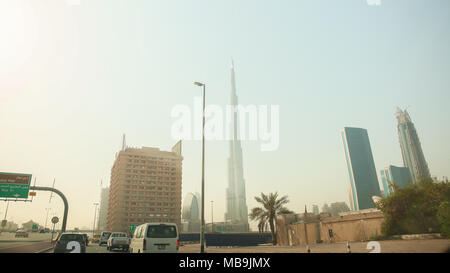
xmin=179 ymin=239 xmax=450 ymax=253
xmin=46 ymin=243 xmax=128 ymax=253
xmin=0 ymin=232 xmax=54 ymax=253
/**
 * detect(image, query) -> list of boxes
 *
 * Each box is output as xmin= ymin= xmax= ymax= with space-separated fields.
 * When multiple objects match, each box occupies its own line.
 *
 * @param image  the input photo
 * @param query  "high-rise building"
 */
xmin=341 ymin=127 xmax=381 ymax=210
xmin=181 ymin=192 xmax=200 ymax=232
xmin=225 ymin=59 xmax=249 ymax=230
xmin=107 ymin=138 xmax=183 ymax=232
xmin=396 ymin=108 xmax=431 ymax=183
xmin=182 ymin=192 xmax=200 ymax=221
xmin=312 ymin=205 xmax=319 ymax=215
xmin=98 ymin=187 xmax=109 ymax=231
xmin=380 ymin=165 xmax=412 ymax=197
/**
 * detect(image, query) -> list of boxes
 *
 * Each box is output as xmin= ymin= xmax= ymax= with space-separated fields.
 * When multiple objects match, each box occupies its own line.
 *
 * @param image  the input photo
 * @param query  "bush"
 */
xmin=376 ymin=179 xmax=450 ymax=237
xmin=437 ymin=201 xmax=450 ymax=238
xmin=368 ymin=232 xmax=386 ymax=241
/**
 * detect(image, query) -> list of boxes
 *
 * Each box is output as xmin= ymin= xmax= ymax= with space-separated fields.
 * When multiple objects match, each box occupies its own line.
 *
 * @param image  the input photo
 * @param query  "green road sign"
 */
xmin=129 ymin=225 xmax=138 ymax=232
xmin=74 ymin=227 xmax=79 ymax=231
xmin=0 ymin=172 xmax=32 ymax=199
xmin=32 ymin=224 xmax=38 ymax=230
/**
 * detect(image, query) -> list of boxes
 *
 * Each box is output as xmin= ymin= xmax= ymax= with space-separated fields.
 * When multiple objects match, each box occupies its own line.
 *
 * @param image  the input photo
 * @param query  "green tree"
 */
xmin=250 ymin=192 xmax=292 ymax=245
xmin=249 ymin=207 xmax=267 ymax=234
xmin=437 ymin=201 xmax=450 ymax=238
xmin=376 ymin=178 xmax=450 ymax=236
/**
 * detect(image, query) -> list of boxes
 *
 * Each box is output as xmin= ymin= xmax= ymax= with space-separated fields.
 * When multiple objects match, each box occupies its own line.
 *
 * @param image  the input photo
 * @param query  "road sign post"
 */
xmin=0 ymin=172 xmax=32 ymax=199
xmin=51 ymin=217 xmax=59 ymax=244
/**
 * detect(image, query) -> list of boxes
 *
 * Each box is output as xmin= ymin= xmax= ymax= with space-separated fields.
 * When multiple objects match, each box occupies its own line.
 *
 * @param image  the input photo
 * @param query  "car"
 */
xmin=129 ymin=223 xmax=179 ymax=253
xmin=15 ymin=230 xmax=29 ymax=238
xmin=53 ymin=233 xmax=86 ymax=253
xmin=107 ymin=232 xmax=130 ymax=252
xmin=80 ymin=233 xmax=89 ymax=246
xmin=99 ymin=231 xmax=112 ymax=246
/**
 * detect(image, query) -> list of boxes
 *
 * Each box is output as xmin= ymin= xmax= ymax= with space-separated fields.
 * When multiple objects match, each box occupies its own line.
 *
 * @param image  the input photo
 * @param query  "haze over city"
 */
xmin=1 ymin=0 xmax=449 ymax=232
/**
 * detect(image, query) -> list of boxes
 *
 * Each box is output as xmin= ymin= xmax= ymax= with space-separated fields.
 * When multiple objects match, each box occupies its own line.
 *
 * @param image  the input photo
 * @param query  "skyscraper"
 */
xmin=396 ymin=108 xmax=431 ymax=183
xmin=225 ymin=59 xmax=249 ymax=229
xmin=107 ymin=138 xmax=183 ymax=232
xmin=312 ymin=205 xmax=319 ymax=215
xmin=380 ymin=165 xmax=412 ymax=197
xmin=98 ymin=187 xmax=109 ymax=231
xmin=181 ymin=192 xmax=201 ymax=232
xmin=182 ymin=192 xmax=200 ymax=221
xmin=341 ymin=127 xmax=381 ymax=210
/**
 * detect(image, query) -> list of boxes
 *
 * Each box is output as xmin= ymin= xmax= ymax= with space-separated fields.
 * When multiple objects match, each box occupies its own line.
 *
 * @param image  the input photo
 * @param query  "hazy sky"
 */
xmin=1 ymin=0 xmax=449 ymax=231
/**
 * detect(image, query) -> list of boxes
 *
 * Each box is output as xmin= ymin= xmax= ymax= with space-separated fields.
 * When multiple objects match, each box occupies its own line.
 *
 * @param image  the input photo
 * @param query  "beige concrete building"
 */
xmin=276 ymin=208 xmax=384 ymax=246
xmin=107 ymin=140 xmax=183 ymax=233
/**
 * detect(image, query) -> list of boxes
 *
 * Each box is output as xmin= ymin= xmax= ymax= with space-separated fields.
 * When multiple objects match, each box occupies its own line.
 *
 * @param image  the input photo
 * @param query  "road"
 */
xmin=0 ymin=232 xmax=54 ymax=253
xmin=63 ymin=238 xmax=450 ymax=253
xmin=179 ymin=239 xmax=450 ymax=253
xmin=44 ymin=243 xmax=127 ymax=253
xmin=85 ymin=243 xmax=128 ymax=253
xmin=2 ymin=230 xmax=448 ymax=253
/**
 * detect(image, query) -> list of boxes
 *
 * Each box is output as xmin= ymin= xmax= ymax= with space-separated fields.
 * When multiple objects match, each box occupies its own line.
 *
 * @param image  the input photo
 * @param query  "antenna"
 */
xmin=121 ymin=134 xmax=126 ymax=151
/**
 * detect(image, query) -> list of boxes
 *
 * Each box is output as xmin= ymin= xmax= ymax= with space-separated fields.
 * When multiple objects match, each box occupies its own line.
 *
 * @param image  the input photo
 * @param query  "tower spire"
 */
xmin=121 ymin=134 xmax=126 ymax=151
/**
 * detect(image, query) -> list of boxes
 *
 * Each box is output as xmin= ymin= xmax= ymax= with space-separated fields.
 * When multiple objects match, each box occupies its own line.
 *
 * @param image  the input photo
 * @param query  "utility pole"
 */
xmin=93 ymin=203 xmax=99 ymax=238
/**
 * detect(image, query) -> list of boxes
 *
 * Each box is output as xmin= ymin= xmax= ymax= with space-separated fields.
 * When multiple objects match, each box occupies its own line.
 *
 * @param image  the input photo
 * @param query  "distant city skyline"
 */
xmin=1 ymin=1 xmax=449 ymax=230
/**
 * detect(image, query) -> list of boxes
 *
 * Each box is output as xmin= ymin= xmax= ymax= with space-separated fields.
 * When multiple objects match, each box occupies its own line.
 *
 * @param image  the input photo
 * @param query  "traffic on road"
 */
xmin=46 ymin=222 xmax=179 ymax=253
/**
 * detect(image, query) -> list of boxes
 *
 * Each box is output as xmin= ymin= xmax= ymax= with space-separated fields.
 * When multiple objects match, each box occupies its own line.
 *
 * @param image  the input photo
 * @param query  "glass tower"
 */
xmin=396 ymin=108 xmax=431 ymax=183
xmin=341 ymin=127 xmax=381 ymax=210
xmin=380 ymin=165 xmax=412 ymax=197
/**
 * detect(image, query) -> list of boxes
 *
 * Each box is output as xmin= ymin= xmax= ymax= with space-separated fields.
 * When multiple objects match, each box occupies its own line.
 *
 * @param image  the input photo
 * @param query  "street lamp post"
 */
xmin=93 ymin=203 xmax=99 ymax=238
xmin=194 ymin=81 xmax=206 ymax=253
xmin=1 ymin=201 xmax=9 ymax=232
xmin=3 ymin=201 xmax=9 ymax=221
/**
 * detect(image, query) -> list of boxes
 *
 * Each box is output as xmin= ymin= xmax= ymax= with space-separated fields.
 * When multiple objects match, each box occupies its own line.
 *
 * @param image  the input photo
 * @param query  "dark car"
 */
xmin=54 ymin=233 xmax=86 ymax=253
xmin=80 ymin=233 xmax=89 ymax=246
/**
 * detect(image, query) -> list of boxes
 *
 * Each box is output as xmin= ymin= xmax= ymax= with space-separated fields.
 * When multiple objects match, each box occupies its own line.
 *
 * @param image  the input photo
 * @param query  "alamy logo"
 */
xmin=171 ymin=98 xmax=280 ymax=152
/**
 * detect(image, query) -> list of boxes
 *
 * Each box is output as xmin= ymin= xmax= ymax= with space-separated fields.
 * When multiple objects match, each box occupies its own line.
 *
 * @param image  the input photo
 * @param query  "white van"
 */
xmin=129 ymin=223 xmax=179 ymax=253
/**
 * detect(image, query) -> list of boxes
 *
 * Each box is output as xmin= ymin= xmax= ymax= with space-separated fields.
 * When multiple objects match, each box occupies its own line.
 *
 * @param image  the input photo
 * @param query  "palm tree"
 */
xmin=250 ymin=192 xmax=292 ymax=245
xmin=249 ymin=207 xmax=267 ymax=233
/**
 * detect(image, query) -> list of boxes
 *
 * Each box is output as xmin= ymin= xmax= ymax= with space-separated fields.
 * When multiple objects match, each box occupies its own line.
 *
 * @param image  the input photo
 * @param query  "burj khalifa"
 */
xmin=225 ymin=59 xmax=249 ymax=230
